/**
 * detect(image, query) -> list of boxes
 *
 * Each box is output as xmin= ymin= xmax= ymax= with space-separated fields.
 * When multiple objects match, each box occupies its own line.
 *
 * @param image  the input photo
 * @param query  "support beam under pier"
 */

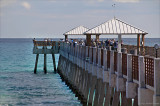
xmin=44 ymin=54 xmax=47 ymax=74
xmin=34 ymin=54 xmax=39 ymax=74
xmin=52 ymin=54 xmax=57 ymax=73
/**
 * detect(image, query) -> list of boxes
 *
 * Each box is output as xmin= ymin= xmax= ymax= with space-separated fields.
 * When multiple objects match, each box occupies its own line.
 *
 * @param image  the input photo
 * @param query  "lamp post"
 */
xmin=154 ymin=44 xmax=159 ymax=58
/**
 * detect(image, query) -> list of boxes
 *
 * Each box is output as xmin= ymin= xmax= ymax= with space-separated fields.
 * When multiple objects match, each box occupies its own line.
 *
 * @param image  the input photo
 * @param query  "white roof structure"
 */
xmin=85 ymin=18 xmax=148 ymax=35
xmin=64 ymin=26 xmax=89 ymax=35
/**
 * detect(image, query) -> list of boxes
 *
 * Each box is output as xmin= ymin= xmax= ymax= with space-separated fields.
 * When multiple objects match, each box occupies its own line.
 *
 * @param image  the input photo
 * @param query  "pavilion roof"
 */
xmin=64 ymin=25 xmax=89 ymax=35
xmin=84 ymin=18 xmax=148 ymax=35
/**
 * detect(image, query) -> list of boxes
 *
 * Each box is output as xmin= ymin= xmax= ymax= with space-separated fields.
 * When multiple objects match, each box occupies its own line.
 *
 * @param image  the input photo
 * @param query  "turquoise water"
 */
xmin=0 ymin=39 xmax=82 ymax=106
xmin=0 ymin=38 xmax=159 ymax=106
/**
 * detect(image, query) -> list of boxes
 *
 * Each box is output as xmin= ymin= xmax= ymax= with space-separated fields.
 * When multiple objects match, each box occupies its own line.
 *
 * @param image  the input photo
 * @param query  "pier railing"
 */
xmin=122 ymin=44 xmax=160 ymax=57
xmin=56 ymin=41 xmax=160 ymax=105
xmin=33 ymin=41 xmax=60 ymax=54
xmin=34 ymin=41 xmax=57 ymax=46
xmin=59 ymin=42 xmax=160 ymax=91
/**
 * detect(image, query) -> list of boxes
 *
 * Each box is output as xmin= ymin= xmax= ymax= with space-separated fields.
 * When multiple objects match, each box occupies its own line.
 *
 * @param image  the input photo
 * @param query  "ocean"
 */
xmin=0 ymin=38 xmax=82 ymax=106
xmin=0 ymin=38 xmax=159 ymax=106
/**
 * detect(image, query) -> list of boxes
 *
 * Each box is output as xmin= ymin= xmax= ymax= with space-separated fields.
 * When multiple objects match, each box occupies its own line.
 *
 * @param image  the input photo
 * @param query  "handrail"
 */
xmin=34 ymin=41 xmax=56 ymax=46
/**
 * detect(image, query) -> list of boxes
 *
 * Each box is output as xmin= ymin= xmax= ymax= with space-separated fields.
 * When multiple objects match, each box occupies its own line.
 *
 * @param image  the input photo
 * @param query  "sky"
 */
xmin=0 ymin=0 xmax=160 ymax=38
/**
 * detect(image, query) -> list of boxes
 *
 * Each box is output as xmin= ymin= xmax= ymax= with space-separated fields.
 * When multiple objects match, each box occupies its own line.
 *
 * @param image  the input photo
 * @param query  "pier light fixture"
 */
xmin=154 ymin=44 xmax=159 ymax=58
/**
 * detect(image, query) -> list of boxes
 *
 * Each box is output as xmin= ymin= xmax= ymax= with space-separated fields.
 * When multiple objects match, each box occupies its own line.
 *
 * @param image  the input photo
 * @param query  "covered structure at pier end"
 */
xmin=63 ymin=25 xmax=89 ymax=41
xmin=84 ymin=18 xmax=148 ymax=54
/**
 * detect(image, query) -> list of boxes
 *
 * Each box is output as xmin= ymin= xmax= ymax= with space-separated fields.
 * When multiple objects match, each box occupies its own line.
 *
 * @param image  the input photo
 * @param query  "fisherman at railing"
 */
xmin=63 ymin=38 xmax=119 ymax=51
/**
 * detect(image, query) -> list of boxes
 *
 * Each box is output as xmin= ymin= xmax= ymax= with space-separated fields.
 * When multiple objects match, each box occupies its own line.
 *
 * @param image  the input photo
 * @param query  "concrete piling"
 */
xmin=138 ymin=56 xmax=154 ymax=106
xmin=116 ymin=52 xmax=125 ymax=92
xmin=153 ymin=58 xmax=160 ymax=106
xmin=126 ymin=54 xmax=137 ymax=98
xmin=109 ymin=51 xmax=116 ymax=88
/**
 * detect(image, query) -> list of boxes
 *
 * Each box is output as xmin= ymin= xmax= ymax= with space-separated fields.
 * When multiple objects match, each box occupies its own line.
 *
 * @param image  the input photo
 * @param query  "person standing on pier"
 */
xmin=114 ymin=41 xmax=118 ymax=51
xmin=33 ymin=38 xmax=35 ymax=42
xmin=33 ymin=38 xmax=36 ymax=45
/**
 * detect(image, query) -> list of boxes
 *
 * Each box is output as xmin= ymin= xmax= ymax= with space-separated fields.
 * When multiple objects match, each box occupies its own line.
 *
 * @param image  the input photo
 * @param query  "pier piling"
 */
xmin=52 ymin=54 xmax=57 ymax=73
xmin=34 ymin=54 xmax=39 ymax=74
xmin=33 ymin=41 xmax=59 ymax=74
xmin=44 ymin=54 xmax=47 ymax=74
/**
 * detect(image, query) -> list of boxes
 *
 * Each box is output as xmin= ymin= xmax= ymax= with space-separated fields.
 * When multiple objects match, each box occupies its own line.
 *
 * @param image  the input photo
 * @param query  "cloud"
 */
xmin=0 ymin=0 xmax=17 ymax=8
xmin=21 ymin=2 xmax=31 ymax=10
xmin=0 ymin=13 xmax=3 ymax=17
xmin=48 ymin=0 xmax=57 ymax=3
xmin=97 ymin=0 xmax=104 ymax=2
xmin=113 ymin=0 xmax=139 ymax=3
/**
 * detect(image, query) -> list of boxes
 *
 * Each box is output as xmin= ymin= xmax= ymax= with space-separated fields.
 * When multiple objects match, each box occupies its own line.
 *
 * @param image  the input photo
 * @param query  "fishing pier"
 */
xmin=33 ymin=18 xmax=160 ymax=106
xmin=33 ymin=41 xmax=59 ymax=74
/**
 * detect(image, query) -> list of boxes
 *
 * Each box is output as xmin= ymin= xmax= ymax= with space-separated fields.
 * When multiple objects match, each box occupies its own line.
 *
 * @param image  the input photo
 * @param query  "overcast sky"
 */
xmin=0 ymin=0 xmax=159 ymax=38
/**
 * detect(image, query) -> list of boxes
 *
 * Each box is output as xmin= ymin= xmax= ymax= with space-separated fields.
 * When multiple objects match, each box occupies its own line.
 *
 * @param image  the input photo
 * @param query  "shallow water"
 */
xmin=0 ymin=72 xmax=82 ymax=106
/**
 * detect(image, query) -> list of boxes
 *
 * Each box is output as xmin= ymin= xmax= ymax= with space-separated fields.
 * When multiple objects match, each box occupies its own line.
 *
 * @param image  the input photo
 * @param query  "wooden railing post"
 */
xmin=86 ymin=34 xmax=91 ymax=46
